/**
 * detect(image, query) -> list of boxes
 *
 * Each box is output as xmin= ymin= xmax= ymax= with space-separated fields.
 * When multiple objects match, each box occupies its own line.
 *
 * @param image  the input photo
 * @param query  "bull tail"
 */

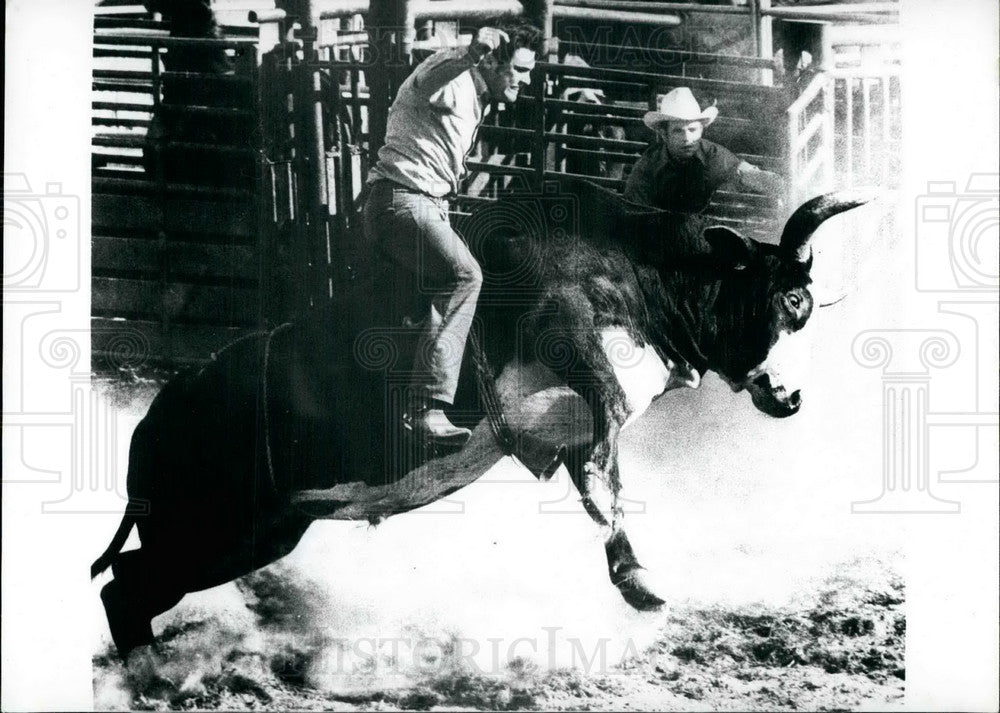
xmin=90 ymin=511 xmax=137 ymax=579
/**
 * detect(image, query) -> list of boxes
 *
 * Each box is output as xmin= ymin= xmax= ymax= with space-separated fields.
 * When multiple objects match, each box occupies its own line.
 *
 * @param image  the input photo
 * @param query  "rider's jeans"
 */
xmin=363 ymin=179 xmax=483 ymax=405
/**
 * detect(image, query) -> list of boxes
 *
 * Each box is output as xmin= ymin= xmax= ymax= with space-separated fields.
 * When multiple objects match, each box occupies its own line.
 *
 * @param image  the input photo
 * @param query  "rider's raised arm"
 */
xmin=412 ymin=49 xmax=480 ymax=102
xmin=413 ymin=26 xmax=508 ymax=101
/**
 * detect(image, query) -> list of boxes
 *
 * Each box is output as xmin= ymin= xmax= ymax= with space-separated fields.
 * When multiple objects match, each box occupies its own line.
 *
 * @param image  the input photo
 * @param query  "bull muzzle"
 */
xmin=747 ymin=372 xmax=802 ymax=418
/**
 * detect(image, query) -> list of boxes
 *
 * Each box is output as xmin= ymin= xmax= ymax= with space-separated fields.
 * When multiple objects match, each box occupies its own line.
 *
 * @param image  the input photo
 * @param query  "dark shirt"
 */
xmin=623 ymin=139 xmax=742 ymax=213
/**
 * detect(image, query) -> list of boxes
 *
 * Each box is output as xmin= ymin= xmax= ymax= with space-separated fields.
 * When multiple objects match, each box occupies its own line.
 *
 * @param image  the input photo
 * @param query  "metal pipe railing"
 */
xmin=246 ymin=11 xmax=284 ymax=58
xmin=315 ymin=0 xmax=372 ymax=20
xmin=556 ymin=0 xmax=746 ymax=14
xmin=763 ymin=4 xmax=898 ymax=21
xmin=543 ymin=131 xmax=644 ymax=152
xmin=785 ymin=69 xmax=828 ymax=118
xmin=313 ymin=0 xmax=526 ymax=20
xmin=555 ymin=0 xmax=899 ymax=21
xmin=552 ymin=6 xmax=680 ymax=25
xmin=95 ymin=16 xmax=169 ymax=29
xmin=539 ymin=60 xmax=787 ymax=96
xmin=790 ymin=112 xmax=824 ymax=154
xmin=93 ymin=176 xmax=253 ymax=200
xmin=93 ymin=33 xmax=257 ymax=48
xmin=556 ymin=38 xmax=779 ymax=69
xmin=248 ymin=9 xmax=288 ymax=23
xmin=559 ymin=146 xmax=641 ymax=163
xmin=93 ymin=69 xmax=252 ymax=83
xmin=543 ymin=169 xmax=623 ymax=189
xmin=414 ymin=0 xmax=524 ymax=20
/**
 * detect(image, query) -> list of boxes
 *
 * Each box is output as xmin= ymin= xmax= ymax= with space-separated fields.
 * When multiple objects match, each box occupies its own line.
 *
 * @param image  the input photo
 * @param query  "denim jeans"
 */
xmin=362 ymin=179 xmax=483 ymax=404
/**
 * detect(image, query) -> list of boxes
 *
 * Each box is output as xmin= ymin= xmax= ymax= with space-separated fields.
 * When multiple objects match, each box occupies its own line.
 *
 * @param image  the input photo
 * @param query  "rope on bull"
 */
xmin=468 ymin=327 xmax=517 ymax=457
xmin=262 ymin=322 xmax=294 ymax=493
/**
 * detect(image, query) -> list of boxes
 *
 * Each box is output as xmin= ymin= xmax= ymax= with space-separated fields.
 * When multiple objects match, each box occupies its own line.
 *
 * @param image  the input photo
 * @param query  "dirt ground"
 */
xmin=93 ymin=555 xmax=902 ymax=711
xmin=91 ymin=372 xmax=905 ymax=712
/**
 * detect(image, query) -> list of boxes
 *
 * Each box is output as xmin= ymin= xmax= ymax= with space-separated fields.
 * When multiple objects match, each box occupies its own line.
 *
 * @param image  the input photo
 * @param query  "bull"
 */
xmin=91 ymin=179 xmax=872 ymax=660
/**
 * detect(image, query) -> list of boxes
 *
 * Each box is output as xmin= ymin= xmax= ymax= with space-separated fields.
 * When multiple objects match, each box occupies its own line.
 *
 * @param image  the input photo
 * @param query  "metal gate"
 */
xmin=829 ymin=24 xmax=902 ymax=188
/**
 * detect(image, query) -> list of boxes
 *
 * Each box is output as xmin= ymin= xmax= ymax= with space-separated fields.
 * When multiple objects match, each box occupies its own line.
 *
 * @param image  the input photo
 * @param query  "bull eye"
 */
xmin=788 ymin=293 xmax=801 ymax=310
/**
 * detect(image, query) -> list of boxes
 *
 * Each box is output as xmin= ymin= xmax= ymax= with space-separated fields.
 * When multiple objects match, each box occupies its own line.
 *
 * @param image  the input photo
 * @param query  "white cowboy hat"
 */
xmin=643 ymin=87 xmax=719 ymax=129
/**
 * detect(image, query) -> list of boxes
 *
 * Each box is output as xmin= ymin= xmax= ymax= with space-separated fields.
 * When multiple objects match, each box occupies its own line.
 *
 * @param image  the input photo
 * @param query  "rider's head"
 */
xmin=479 ymin=17 xmax=544 ymax=103
xmin=659 ymin=120 xmax=705 ymax=161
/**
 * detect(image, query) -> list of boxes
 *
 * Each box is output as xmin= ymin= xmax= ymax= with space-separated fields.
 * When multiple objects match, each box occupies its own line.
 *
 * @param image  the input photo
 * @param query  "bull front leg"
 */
xmin=563 ymin=427 xmax=665 ymax=612
xmin=563 ymin=360 xmax=666 ymax=612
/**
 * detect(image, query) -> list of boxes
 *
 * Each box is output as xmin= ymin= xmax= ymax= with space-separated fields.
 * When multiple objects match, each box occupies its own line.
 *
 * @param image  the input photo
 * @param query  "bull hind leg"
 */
xmin=101 ymin=550 xmax=184 ymax=661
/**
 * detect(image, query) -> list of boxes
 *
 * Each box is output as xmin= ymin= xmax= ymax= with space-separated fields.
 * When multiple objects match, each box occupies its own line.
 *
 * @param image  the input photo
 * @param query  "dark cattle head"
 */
xmin=659 ymin=192 xmax=874 ymax=418
xmin=559 ymin=85 xmax=627 ymax=180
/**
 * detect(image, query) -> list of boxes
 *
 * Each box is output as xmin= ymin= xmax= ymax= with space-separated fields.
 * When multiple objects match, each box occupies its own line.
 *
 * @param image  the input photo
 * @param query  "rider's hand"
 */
xmin=468 ymin=26 xmax=509 ymax=63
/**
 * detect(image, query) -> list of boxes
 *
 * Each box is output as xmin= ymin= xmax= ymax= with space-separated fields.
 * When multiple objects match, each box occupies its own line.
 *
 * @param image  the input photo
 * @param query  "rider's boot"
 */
xmin=405 ymin=396 xmax=472 ymax=448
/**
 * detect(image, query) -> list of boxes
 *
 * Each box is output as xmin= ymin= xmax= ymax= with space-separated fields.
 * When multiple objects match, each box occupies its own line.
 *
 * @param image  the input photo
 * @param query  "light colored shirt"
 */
xmin=368 ymin=49 xmax=490 ymax=197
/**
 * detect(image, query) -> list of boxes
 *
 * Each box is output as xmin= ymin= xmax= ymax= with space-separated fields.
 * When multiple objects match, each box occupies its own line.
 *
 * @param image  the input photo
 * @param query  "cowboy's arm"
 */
xmin=414 ymin=52 xmax=479 ymax=101
xmin=414 ymin=27 xmax=507 ymax=101
xmin=735 ymin=160 xmax=785 ymax=200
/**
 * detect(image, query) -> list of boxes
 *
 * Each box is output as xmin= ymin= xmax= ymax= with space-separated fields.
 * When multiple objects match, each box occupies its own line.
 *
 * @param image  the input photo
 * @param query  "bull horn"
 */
xmin=779 ymin=190 xmax=877 ymax=263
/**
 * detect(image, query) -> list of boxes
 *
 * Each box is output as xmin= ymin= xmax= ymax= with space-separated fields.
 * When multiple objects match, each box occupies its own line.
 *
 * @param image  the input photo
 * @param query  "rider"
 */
xmin=363 ymin=18 xmax=544 ymax=447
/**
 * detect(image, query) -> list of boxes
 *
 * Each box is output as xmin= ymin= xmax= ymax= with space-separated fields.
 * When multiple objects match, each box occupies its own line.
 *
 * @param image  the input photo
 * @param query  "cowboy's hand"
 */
xmin=468 ymin=27 xmax=509 ymax=63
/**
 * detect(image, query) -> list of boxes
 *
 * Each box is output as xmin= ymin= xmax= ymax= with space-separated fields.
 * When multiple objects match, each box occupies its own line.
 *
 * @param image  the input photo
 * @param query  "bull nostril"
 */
xmin=789 ymin=390 xmax=801 ymax=408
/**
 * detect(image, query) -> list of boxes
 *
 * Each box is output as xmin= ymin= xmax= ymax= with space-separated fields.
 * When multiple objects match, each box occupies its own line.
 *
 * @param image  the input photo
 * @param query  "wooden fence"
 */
xmin=91 ymin=12 xmax=275 ymax=367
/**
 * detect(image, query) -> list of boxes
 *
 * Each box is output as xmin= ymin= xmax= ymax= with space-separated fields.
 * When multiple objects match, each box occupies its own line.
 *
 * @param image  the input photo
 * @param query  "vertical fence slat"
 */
xmin=880 ymin=73 xmax=891 ymax=185
xmin=785 ymin=103 xmax=798 ymax=206
xmin=756 ymin=0 xmax=774 ymax=86
xmin=845 ymin=75 xmax=854 ymax=184
xmin=535 ymin=82 xmax=547 ymax=189
xmin=822 ymin=74 xmax=835 ymax=191
xmin=861 ymin=76 xmax=872 ymax=181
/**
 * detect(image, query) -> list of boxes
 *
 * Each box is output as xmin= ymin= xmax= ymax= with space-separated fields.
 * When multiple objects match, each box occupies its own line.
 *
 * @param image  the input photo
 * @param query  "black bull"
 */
xmin=92 ymin=179 xmax=872 ymax=659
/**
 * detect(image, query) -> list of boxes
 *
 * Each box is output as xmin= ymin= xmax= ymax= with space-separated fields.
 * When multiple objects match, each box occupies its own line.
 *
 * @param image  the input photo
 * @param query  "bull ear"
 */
xmin=702 ymin=226 xmax=757 ymax=268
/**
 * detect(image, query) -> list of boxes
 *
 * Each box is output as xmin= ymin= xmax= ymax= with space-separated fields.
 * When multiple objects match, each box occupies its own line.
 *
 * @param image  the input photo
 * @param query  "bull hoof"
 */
xmin=101 ymin=580 xmax=155 ymax=662
xmin=124 ymin=644 xmax=176 ymax=699
xmin=613 ymin=568 xmax=666 ymax=612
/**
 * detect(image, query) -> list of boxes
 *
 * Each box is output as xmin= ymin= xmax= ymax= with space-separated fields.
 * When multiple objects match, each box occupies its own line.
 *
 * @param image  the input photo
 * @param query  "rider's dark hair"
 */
xmin=488 ymin=16 xmax=545 ymax=63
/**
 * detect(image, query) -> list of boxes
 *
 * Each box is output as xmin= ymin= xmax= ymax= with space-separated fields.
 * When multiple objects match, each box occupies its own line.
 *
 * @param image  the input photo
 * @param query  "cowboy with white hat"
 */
xmin=642 ymin=87 xmax=719 ymax=129
xmin=624 ymin=87 xmax=784 ymax=214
